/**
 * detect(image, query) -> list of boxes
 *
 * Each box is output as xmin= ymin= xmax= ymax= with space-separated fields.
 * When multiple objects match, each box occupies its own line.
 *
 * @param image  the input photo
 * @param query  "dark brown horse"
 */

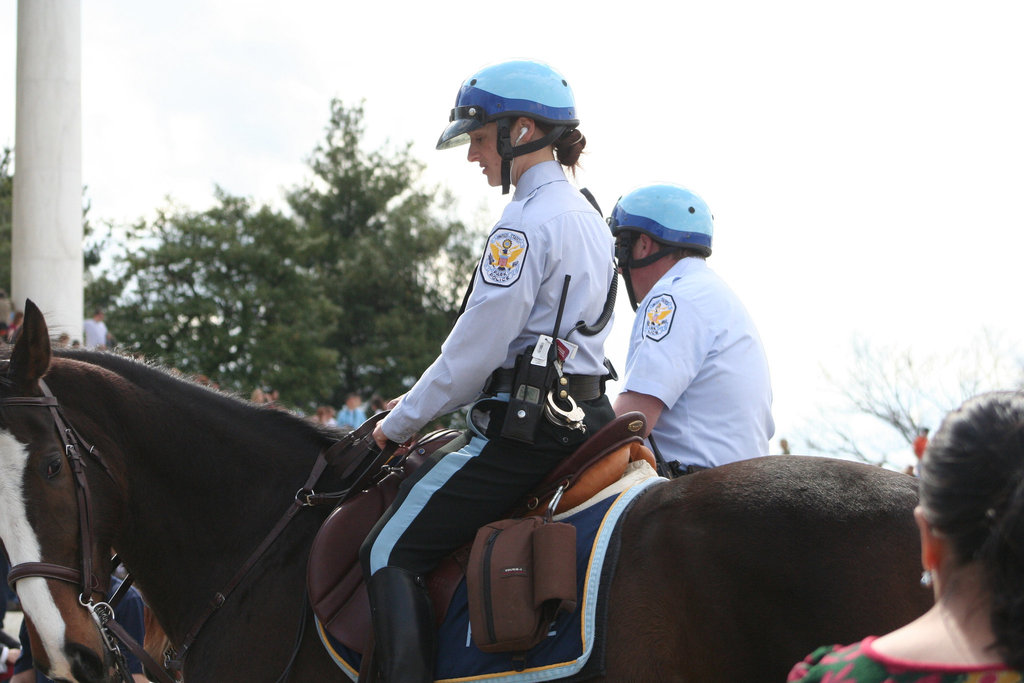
xmin=0 ymin=301 xmax=931 ymax=682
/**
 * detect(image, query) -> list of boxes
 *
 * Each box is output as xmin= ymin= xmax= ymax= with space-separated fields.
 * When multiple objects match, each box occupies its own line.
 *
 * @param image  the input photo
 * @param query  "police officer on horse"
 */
xmin=609 ymin=183 xmax=774 ymax=476
xmin=361 ymin=60 xmax=617 ymax=682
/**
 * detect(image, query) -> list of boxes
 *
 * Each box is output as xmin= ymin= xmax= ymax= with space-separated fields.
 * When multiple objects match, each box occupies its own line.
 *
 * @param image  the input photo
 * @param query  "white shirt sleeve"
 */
xmin=381 ymin=224 xmax=549 ymax=442
xmin=623 ymin=291 xmax=712 ymax=409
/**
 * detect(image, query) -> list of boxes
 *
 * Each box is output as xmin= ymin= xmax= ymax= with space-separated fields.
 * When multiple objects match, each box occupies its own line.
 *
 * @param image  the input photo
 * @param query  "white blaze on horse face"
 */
xmin=0 ymin=430 xmax=75 ymax=681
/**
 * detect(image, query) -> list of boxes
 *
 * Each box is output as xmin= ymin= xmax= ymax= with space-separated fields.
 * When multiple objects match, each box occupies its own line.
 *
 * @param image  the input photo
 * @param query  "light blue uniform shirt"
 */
xmin=622 ymin=257 xmax=774 ymax=468
xmin=382 ymin=161 xmax=615 ymax=442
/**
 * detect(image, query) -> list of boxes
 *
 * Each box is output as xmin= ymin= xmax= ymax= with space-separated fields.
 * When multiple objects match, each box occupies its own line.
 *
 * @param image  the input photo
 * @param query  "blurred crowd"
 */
xmin=308 ymin=391 xmax=387 ymax=431
xmin=247 ymin=385 xmax=386 ymax=432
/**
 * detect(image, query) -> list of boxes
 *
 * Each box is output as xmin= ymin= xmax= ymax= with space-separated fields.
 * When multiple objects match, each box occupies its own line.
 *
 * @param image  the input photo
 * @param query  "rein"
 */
xmin=166 ymin=446 xmax=331 ymax=670
xmin=167 ymin=413 xmax=392 ymax=680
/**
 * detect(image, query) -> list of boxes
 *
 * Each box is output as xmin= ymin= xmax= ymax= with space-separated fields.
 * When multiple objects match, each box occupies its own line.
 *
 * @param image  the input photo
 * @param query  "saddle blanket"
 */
xmin=316 ymin=469 xmax=663 ymax=682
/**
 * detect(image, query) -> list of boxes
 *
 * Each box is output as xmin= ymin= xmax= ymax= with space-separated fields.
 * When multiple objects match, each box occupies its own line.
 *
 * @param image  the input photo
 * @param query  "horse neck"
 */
xmin=47 ymin=356 xmax=331 ymax=640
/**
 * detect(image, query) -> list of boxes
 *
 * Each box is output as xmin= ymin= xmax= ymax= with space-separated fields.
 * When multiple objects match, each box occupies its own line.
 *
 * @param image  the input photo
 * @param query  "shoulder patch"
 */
xmin=643 ymin=294 xmax=675 ymax=341
xmin=480 ymin=229 xmax=528 ymax=287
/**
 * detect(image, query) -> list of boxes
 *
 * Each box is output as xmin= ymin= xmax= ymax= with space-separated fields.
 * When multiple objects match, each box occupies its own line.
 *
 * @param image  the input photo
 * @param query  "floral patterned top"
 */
xmin=788 ymin=637 xmax=1023 ymax=683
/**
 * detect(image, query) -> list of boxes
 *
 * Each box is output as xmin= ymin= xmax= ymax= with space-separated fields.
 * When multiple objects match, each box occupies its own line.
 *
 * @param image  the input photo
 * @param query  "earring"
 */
xmin=920 ymin=570 xmax=934 ymax=587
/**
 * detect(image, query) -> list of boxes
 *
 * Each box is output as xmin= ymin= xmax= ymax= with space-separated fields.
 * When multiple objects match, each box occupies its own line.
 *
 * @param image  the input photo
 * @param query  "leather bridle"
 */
xmin=3 ymin=379 xmax=111 ymax=600
xmin=1 ymin=379 xmax=176 ymax=683
xmin=0 ymin=377 xmax=389 ymax=683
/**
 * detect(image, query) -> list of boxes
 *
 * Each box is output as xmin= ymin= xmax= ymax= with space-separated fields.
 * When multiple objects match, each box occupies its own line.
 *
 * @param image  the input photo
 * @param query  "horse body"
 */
xmin=0 ymin=302 xmax=931 ymax=682
xmin=602 ymin=457 xmax=926 ymax=681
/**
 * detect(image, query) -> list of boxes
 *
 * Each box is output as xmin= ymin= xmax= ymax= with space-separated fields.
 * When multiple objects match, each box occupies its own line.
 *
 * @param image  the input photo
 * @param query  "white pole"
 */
xmin=11 ymin=0 xmax=83 ymax=341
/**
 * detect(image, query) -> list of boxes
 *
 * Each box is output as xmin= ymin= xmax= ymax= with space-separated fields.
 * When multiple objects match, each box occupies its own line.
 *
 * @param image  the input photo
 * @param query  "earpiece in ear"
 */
xmin=515 ymin=127 xmax=528 ymax=144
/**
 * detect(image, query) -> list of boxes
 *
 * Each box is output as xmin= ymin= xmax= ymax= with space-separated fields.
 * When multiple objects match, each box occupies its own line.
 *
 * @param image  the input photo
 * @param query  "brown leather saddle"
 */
xmin=307 ymin=411 xmax=653 ymax=654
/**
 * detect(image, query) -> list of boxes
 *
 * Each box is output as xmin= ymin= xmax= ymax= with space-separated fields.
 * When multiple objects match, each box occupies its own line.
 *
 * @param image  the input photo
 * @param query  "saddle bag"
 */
xmin=466 ymin=516 xmax=577 ymax=654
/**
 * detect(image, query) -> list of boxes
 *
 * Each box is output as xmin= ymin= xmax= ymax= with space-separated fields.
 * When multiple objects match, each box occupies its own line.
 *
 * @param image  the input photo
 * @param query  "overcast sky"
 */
xmin=3 ymin=0 xmax=1023 ymax=466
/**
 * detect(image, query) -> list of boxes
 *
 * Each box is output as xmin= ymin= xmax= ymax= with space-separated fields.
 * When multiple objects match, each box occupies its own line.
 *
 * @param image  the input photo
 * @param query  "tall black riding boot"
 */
xmin=365 ymin=566 xmax=436 ymax=683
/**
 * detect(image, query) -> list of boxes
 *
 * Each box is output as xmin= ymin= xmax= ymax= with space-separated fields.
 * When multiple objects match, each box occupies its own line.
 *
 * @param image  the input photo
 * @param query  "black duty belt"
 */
xmin=484 ymin=368 xmax=603 ymax=402
xmin=667 ymin=462 xmax=710 ymax=478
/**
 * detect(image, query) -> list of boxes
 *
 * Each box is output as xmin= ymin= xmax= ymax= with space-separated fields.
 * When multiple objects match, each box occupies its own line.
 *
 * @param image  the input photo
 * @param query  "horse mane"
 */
xmin=46 ymin=347 xmax=340 ymax=445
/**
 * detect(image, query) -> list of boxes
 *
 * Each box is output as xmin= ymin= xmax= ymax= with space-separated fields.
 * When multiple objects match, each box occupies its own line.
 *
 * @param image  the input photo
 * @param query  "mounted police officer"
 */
xmin=360 ymin=60 xmax=616 ymax=682
xmin=609 ymin=183 xmax=774 ymax=477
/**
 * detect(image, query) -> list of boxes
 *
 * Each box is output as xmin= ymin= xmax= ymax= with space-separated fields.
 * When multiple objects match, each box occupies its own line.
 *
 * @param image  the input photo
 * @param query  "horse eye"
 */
xmin=46 ymin=458 xmax=63 ymax=479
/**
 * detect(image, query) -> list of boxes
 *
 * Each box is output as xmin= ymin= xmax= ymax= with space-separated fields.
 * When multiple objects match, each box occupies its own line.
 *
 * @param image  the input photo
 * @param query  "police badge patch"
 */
xmin=480 ymin=229 xmax=528 ymax=287
xmin=643 ymin=294 xmax=675 ymax=341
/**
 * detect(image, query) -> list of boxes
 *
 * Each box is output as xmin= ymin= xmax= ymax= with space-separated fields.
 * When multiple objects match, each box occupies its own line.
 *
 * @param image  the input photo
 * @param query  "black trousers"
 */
xmin=360 ymin=395 xmax=614 ymax=577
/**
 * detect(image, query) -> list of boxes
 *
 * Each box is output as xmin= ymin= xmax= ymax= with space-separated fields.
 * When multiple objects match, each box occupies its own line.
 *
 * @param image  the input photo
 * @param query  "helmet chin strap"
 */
xmin=629 ymin=246 xmax=676 ymax=269
xmin=615 ymin=231 xmax=641 ymax=311
xmin=496 ymin=119 xmax=567 ymax=194
xmin=621 ymin=269 xmax=641 ymax=312
xmin=615 ymin=231 xmax=675 ymax=310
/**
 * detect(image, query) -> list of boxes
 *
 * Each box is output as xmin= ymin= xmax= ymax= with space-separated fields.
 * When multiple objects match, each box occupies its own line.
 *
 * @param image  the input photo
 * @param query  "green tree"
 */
xmin=0 ymin=147 xmax=12 ymax=293
xmin=92 ymin=100 xmax=478 ymax=411
xmin=82 ymin=194 xmax=114 ymax=309
xmin=103 ymin=190 xmax=340 ymax=407
xmin=287 ymin=100 xmax=478 ymax=403
xmin=803 ymin=331 xmax=1024 ymax=468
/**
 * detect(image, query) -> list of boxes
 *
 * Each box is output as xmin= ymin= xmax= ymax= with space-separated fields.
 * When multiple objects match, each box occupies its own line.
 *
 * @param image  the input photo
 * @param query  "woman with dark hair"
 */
xmin=358 ymin=60 xmax=616 ymax=682
xmin=788 ymin=390 xmax=1024 ymax=682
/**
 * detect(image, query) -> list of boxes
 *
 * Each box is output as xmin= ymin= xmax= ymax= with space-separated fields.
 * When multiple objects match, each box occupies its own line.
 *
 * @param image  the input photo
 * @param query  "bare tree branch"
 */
xmin=801 ymin=329 xmax=1024 ymax=468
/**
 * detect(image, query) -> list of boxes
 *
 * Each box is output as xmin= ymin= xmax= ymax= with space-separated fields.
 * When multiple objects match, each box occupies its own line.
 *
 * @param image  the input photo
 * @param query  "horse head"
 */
xmin=0 ymin=300 xmax=124 ymax=682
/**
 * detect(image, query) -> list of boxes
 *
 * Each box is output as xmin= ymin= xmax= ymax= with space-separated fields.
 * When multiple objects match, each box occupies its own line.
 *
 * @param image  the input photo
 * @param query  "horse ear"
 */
xmin=8 ymin=299 xmax=52 ymax=388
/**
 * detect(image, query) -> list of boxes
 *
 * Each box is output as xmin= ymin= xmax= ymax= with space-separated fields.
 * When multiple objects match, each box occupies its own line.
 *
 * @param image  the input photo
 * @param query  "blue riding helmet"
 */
xmin=608 ymin=184 xmax=714 ymax=257
xmin=436 ymin=60 xmax=579 ymax=150
xmin=437 ymin=60 xmax=580 ymax=194
xmin=608 ymin=184 xmax=714 ymax=311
